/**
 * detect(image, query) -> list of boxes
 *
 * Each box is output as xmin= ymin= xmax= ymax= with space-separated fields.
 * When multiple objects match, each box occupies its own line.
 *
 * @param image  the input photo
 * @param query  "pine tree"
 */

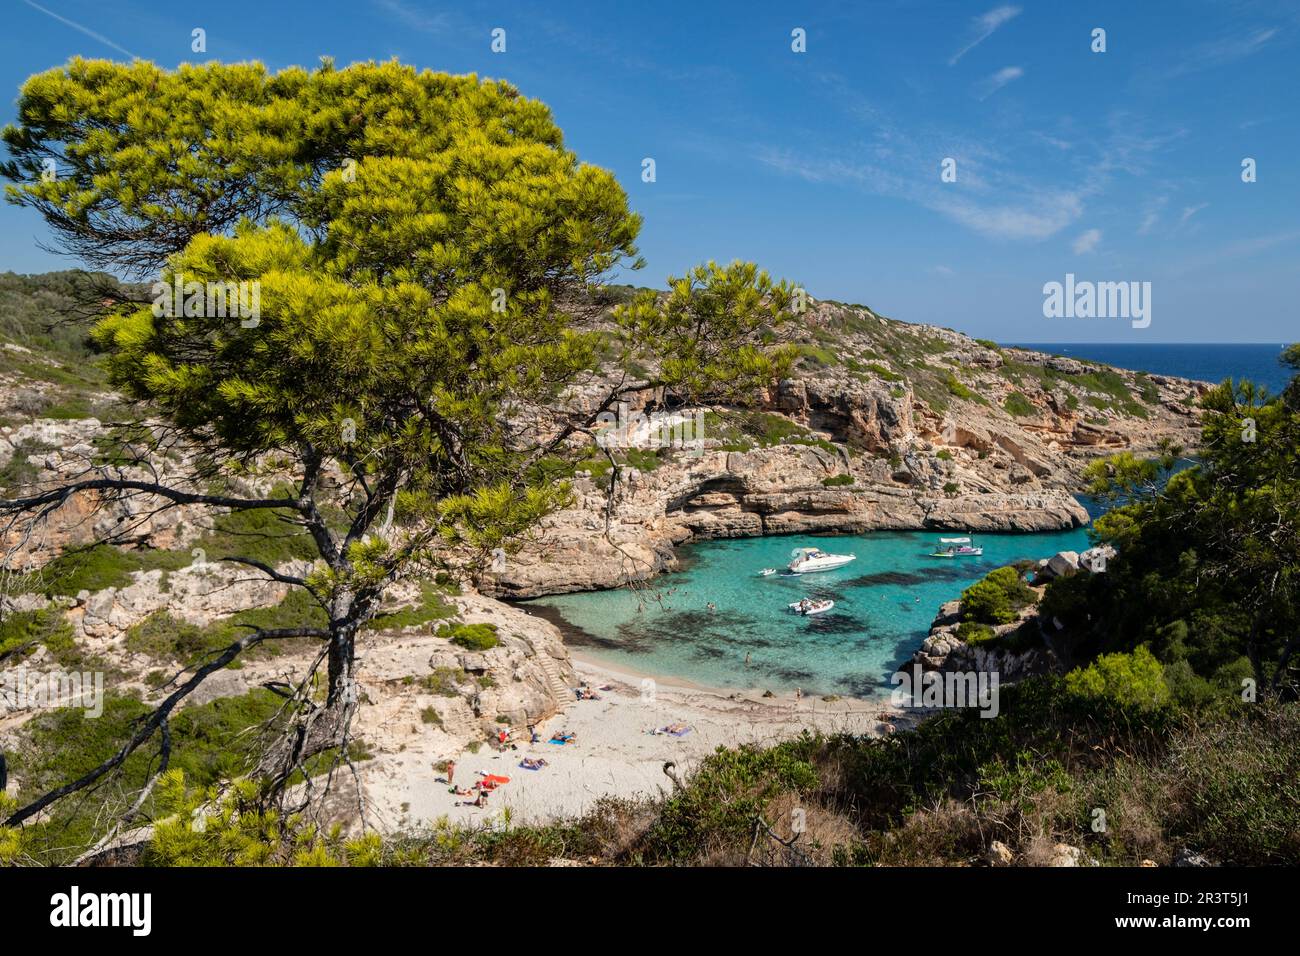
xmin=0 ymin=59 xmax=796 ymax=829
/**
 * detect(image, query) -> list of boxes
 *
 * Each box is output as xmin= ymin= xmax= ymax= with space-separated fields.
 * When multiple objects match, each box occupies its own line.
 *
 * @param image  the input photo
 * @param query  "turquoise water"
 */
xmin=525 ymin=521 xmax=1095 ymax=700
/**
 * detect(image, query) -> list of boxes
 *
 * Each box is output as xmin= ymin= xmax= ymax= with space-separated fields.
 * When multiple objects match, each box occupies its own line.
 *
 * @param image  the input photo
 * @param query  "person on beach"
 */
xmin=446 ymin=759 xmax=455 ymax=786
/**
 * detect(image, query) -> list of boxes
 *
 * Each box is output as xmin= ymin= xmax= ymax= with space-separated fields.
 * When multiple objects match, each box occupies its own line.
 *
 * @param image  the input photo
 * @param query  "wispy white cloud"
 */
xmin=1072 ymin=229 xmax=1102 ymax=254
xmin=1170 ymin=230 xmax=1300 ymax=275
xmin=1180 ymin=202 xmax=1210 ymax=224
xmin=756 ymin=93 xmax=1178 ymax=244
xmin=941 ymin=191 xmax=1083 ymax=240
xmin=371 ymin=0 xmax=454 ymax=34
xmin=978 ymin=66 xmax=1024 ymax=100
xmin=1035 ymin=133 xmax=1073 ymax=152
xmin=1138 ymin=197 xmax=1167 ymax=235
xmin=950 ymin=5 xmax=1022 ymax=65
xmin=19 ymin=0 xmax=137 ymax=58
xmin=1164 ymin=26 xmax=1280 ymax=78
xmin=756 ymin=145 xmax=1084 ymax=241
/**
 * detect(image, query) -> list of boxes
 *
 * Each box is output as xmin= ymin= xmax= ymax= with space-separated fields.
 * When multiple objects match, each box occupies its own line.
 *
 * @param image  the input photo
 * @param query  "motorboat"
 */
xmin=758 ymin=568 xmax=778 ymax=576
xmin=787 ymin=547 xmax=856 ymax=574
xmin=930 ymin=536 xmax=983 ymax=557
xmin=788 ymin=599 xmax=835 ymax=616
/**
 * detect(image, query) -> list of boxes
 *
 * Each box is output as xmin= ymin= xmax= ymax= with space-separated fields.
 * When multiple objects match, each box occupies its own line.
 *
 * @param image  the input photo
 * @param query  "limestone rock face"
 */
xmin=0 ymin=418 xmax=230 ymax=569
xmin=350 ymin=592 xmax=575 ymax=753
xmin=484 ymin=441 xmax=1092 ymax=598
xmin=477 ymin=322 xmax=1201 ymax=598
xmin=74 ymin=563 xmax=305 ymax=642
xmin=909 ymin=589 xmax=1052 ymax=679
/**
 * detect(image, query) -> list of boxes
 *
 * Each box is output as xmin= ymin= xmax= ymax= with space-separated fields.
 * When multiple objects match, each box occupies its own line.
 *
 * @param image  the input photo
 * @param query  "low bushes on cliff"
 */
xmin=124 ymin=589 xmax=328 ymax=665
xmin=1064 ymin=646 xmax=1170 ymax=710
xmin=438 ymin=621 xmax=500 ymax=651
xmin=960 ymin=566 xmax=1037 ymax=625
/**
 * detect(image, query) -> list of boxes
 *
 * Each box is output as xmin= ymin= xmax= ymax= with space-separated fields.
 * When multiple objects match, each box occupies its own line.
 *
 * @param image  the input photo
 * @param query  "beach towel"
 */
xmin=519 ymin=761 xmax=546 ymax=771
xmin=479 ymin=773 xmax=510 ymax=785
xmin=548 ymin=738 xmax=568 ymax=745
xmin=669 ymin=726 xmax=693 ymax=737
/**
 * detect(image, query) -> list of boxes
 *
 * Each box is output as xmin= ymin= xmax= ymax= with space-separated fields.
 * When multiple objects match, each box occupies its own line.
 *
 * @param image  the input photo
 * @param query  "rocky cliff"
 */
xmin=483 ymin=299 xmax=1204 ymax=597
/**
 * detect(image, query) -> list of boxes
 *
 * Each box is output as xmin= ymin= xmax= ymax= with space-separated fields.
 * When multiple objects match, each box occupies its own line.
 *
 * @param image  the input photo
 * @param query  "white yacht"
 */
xmin=788 ymin=598 xmax=835 ymax=616
xmin=930 ymin=536 xmax=983 ymax=558
xmin=787 ymin=547 xmax=857 ymax=574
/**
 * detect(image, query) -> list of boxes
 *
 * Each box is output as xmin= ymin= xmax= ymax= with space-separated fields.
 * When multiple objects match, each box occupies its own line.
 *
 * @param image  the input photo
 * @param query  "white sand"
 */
xmin=365 ymin=653 xmax=904 ymax=832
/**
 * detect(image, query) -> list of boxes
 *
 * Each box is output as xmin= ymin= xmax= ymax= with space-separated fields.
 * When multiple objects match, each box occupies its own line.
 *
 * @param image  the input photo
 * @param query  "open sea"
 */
xmin=1014 ymin=342 xmax=1293 ymax=394
xmin=524 ymin=344 xmax=1294 ymax=700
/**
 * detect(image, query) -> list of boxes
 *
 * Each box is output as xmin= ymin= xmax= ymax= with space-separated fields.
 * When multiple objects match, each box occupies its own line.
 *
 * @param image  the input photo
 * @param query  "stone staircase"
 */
xmin=533 ymin=650 xmax=573 ymax=712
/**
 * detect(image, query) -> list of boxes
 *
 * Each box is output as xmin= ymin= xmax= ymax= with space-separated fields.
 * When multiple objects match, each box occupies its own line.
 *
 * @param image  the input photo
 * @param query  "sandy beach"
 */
xmin=364 ymin=652 xmax=904 ymax=832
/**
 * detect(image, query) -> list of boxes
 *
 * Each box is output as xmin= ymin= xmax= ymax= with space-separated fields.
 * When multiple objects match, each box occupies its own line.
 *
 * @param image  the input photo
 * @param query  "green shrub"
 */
xmin=1065 ymin=646 xmax=1170 ymax=710
xmin=0 ymin=439 xmax=52 ymax=493
xmin=956 ymin=621 xmax=995 ymax=644
xmin=124 ymin=590 xmax=327 ymax=664
xmin=822 ymin=474 xmax=854 ymax=487
xmin=1161 ymin=705 xmax=1300 ymax=863
xmin=16 ymin=544 xmax=189 ymax=597
xmin=1003 ymin=391 xmax=1036 ymax=417
xmin=422 ymin=666 xmax=468 ymax=696
xmin=944 ymin=373 xmax=974 ymax=400
xmin=200 ymin=505 xmax=320 ymax=566
xmin=0 ymin=608 xmax=74 ymax=662
xmin=961 ymin=566 xmax=1036 ymax=625
xmin=124 ymin=611 xmax=223 ymax=661
xmin=365 ymin=583 xmax=456 ymax=631
xmin=37 ymin=397 xmax=93 ymax=420
xmin=796 ymin=344 xmax=838 ymax=367
xmin=935 ymin=449 xmax=953 ymax=461
xmin=438 ymin=622 xmax=500 ymax=651
xmin=646 ymin=742 xmax=819 ymax=861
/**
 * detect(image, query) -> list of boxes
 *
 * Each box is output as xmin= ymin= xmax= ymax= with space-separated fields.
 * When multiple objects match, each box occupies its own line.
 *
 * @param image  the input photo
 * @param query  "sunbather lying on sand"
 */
xmin=455 ymin=788 xmax=490 ymax=808
xmin=519 ymin=757 xmax=548 ymax=770
xmin=549 ymin=732 xmax=576 ymax=744
xmin=651 ymin=723 xmax=691 ymax=736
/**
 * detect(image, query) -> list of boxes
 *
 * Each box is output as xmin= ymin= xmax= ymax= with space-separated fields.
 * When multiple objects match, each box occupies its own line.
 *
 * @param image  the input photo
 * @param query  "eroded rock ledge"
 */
xmin=485 ymin=442 xmax=1092 ymax=598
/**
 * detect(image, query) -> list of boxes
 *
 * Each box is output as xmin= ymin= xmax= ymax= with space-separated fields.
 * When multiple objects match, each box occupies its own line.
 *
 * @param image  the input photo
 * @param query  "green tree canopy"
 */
xmin=1069 ymin=354 xmax=1300 ymax=700
xmin=1 ymin=58 xmax=797 ymax=831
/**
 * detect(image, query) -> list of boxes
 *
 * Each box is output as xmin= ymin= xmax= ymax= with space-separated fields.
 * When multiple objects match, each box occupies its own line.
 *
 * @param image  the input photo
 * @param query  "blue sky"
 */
xmin=3 ymin=0 xmax=1298 ymax=343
